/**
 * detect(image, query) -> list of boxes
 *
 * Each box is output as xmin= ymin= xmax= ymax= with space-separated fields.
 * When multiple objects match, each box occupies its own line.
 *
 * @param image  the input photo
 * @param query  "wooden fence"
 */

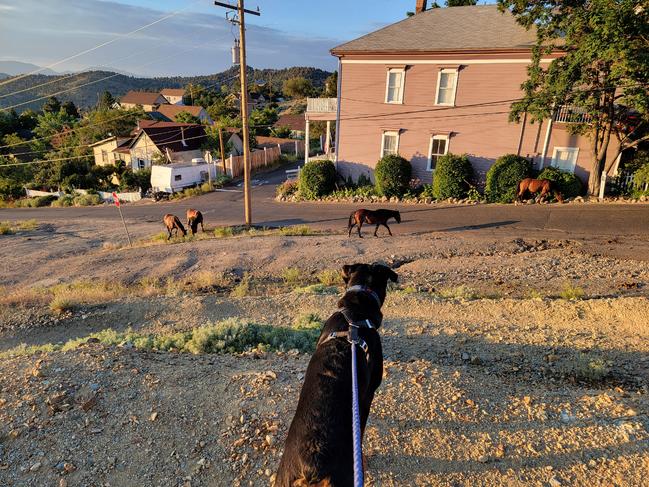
xmin=225 ymin=145 xmax=282 ymax=178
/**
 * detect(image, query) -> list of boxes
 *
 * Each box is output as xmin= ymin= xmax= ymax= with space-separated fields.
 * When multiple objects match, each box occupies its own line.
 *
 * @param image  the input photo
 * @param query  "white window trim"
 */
xmin=427 ymin=134 xmax=449 ymax=171
xmin=550 ymin=146 xmax=579 ymax=173
xmin=435 ymin=68 xmax=459 ymax=106
xmin=384 ymin=68 xmax=405 ymax=104
xmin=380 ymin=130 xmax=400 ymax=159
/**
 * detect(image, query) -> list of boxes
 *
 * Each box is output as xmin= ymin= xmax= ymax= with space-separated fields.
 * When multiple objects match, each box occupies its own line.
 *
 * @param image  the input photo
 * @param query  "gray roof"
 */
xmin=332 ymin=5 xmax=537 ymax=54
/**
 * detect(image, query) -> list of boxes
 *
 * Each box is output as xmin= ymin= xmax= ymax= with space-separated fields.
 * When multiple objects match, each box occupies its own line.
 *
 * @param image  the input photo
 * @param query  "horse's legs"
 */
xmin=348 ymin=220 xmax=355 ymax=237
xmin=383 ymin=223 xmax=393 ymax=236
xmin=357 ymin=219 xmax=363 ymax=238
xmin=374 ymin=224 xmax=380 ymax=237
xmin=200 ymin=221 xmax=204 ymax=232
xmin=167 ymin=228 xmax=172 ymax=240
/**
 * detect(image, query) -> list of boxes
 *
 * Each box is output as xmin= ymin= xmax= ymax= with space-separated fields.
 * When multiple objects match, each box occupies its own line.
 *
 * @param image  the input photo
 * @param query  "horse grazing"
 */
xmin=186 ymin=208 xmax=204 ymax=235
xmin=517 ymin=178 xmax=564 ymax=203
xmin=163 ymin=214 xmax=187 ymax=240
xmin=348 ymin=208 xmax=401 ymax=238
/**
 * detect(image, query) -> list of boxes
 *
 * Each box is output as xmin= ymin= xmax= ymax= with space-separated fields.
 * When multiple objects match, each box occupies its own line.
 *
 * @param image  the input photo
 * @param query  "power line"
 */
xmin=0 ymin=0 xmax=200 ymax=88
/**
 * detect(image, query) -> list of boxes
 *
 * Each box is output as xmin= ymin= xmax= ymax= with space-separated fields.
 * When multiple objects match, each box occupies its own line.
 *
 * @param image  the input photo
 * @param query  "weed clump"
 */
xmin=559 ymin=282 xmax=585 ymax=300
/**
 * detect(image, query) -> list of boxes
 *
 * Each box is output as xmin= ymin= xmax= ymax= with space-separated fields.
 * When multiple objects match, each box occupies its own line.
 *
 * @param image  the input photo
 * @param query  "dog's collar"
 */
xmin=345 ymin=285 xmax=381 ymax=307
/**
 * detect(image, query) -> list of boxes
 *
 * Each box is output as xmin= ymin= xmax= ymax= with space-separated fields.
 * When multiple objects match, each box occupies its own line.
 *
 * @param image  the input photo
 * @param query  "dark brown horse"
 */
xmin=186 ymin=208 xmax=204 ymax=235
xmin=348 ymin=208 xmax=401 ymax=238
xmin=163 ymin=214 xmax=187 ymax=240
xmin=517 ymin=178 xmax=564 ymax=203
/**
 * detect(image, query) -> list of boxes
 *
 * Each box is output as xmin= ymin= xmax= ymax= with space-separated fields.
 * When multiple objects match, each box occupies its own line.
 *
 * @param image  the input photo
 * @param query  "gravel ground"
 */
xmin=1 ymin=224 xmax=648 ymax=486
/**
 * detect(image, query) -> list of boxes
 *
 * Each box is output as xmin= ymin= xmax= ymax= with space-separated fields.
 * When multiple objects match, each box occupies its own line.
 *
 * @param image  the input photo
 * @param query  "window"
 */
xmin=381 ymin=131 xmax=400 ymax=158
xmin=435 ymin=69 xmax=458 ymax=106
xmin=101 ymin=150 xmax=108 ymax=164
xmin=385 ymin=69 xmax=405 ymax=104
xmin=138 ymin=159 xmax=146 ymax=170
xmin=427 ymin=135 xmax=449 ymax=171
xmin=174 ymin=174 xmax=182 ymax=181
xmin=551 ymin=147 xmax=579 ymax=173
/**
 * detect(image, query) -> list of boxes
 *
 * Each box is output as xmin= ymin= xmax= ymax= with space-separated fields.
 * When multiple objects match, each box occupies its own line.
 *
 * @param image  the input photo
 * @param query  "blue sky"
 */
xmin=0 ymin=0 xmax=482 ymax=77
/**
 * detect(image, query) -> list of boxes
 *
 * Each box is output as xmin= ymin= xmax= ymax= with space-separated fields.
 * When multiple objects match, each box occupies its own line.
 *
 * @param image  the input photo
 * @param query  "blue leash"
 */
xmin=350 ymin=337 xmax=364 ymax=486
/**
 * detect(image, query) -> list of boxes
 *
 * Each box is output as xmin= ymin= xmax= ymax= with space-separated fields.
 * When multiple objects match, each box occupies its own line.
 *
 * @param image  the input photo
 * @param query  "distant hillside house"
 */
xmin=129 ymin=122 xmax=207 ymax=169
xmin=160 ymin=88 xmax=186 ymax=105
xmin=152 ymin=104 xmax=213 ymax=124
xmin=90 ymin=121 xmax=206 ymax=171
xmin=90 ymin=136 xmax=132 ymax=167
xmin=118 ymin=91 xmax=169 ymax=111
xmin=273 ymin=114 xmax=306 ymax=139
xmin=225 ymin=92 xmax=267 ymax=111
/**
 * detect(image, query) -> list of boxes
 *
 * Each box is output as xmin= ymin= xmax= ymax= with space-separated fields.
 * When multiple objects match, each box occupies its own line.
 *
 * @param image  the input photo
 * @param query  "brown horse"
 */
xmin=186 ymin=208 xmax=204 ymax=235
xmin=348 ymin=208 xmax=401 ymax=238
xmin=517 ymin=178 xmax=564 ymax=203
xmin=163 ymin=214 xmax=187 ymax=240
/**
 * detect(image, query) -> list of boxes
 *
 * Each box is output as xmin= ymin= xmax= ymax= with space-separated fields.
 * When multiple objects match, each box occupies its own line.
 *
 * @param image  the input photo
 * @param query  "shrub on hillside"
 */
xmin=374 ymin=154 xmax=412 ymax=197
xmin=485 ymin=154 xmax=532 ymax=203
xmin=298 ymin=159 xmax=336 ymax=199
xmin=537 ymin=166 xmax=583 ymax=199
xmin=431 ymin=153 xmax=474 ymax=199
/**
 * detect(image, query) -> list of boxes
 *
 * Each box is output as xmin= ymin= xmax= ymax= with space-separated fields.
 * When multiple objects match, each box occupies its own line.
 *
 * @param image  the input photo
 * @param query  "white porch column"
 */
xmin=325 ymin=120 xmax=332 ymax=155
xmin=304 ymin=119 xmax=310 ymax=164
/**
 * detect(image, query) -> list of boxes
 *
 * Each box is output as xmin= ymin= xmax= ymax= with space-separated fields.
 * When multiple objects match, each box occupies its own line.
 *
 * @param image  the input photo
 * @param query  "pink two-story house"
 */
xmin=328 ymin=3 xmax=619 ymax=188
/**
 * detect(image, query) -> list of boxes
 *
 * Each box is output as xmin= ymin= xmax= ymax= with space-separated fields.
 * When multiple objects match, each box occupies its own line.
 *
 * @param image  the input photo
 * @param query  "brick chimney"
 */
xmin=416 ymin=0 xmax=427 ymax=13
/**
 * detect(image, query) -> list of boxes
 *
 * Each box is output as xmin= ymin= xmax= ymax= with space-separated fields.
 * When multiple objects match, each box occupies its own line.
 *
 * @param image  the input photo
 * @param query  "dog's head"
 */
xmin=341 ymin=263 xmax=398 ymax=305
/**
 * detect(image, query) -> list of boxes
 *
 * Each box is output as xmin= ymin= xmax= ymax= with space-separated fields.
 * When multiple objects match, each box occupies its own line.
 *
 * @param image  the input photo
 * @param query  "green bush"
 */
xmin=0 ymin=178 xmax=24 ymax=201
xmin=537 ymin=166 xmax=583 ymax=198
xmin=432 ymin=153 xmax=474 ymax=199
xmin=51 ymin=195 xmax=74 ymax=207
xmin=298 ymin=159 xmax=336 ymax=199
xmin=374 ymin=154 xmax=412 ymax=198
xmin=72 ymin=193 xmax=102 ymax=206
xmin=485 ymin=154 xmax=532 ymax=203
xmin=633 ymin=162 xmax=649 ymax=190
xmin=276 ymin=180 xmax=298 ymax=198
xmin=14 ymin=195 xmax=57 ymax=208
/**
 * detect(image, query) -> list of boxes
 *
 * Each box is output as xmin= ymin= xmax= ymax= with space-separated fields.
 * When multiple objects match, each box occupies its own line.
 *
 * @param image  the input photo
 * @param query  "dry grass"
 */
xmin=559 ymin=282 xmax=585 ymax=300
xmin=438 ymin=285 xmax=478 ymax=300
xmin=281 ymin=267 xmax=303 ymax=287
xmin=0 ymin=219 xmax=38 ymax=235
xmin=316 ymin=269 xmax=343 ymax=286
xmin=231 ymin=273 xmax=252 ymax=298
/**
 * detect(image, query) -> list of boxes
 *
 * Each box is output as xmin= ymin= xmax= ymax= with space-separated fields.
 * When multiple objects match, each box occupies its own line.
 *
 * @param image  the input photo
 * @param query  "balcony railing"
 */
xmin=554 ymin=105 xmax=591 ymax=124
xmin=306 ymin=97 xmax=337 ymax=113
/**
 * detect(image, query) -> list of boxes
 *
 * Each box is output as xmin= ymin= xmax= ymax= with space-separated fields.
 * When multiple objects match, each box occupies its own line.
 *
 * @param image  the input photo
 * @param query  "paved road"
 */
xmin=2 ymin=164 xmax=649 ymax=238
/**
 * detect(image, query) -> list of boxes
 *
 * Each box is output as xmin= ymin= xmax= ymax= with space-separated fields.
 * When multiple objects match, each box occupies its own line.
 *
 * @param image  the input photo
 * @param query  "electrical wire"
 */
xmin=0 ymin=0 xmax=201 ymax=88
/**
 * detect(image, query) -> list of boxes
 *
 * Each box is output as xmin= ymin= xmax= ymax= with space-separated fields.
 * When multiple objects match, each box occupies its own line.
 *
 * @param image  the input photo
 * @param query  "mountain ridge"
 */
xmin=0 ymin=66 xmax=333 ymax=112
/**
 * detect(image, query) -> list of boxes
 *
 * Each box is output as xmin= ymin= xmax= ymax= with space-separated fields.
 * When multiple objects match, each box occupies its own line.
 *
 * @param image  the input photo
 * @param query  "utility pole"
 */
xmin=218 ymin=126 xmax=227 ymax=174
xmin=215 ymin=0 xmax=260 ymax=226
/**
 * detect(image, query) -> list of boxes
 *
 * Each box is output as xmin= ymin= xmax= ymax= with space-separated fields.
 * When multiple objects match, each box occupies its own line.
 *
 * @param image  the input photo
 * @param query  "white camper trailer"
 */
xmin=150 ymin=159 xmax=217 ymax=194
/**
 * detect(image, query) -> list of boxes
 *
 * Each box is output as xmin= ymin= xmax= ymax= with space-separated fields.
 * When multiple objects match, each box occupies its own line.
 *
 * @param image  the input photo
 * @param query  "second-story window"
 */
xmin=385 ymin=68 xmax=405 ymax=104
xmin=435 ymin=68 xmax=458 ymax=106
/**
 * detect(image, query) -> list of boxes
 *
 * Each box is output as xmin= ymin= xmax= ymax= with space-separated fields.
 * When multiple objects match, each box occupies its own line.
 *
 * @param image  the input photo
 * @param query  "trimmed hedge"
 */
xmin=485 ymin=154 xmax=532 ymax=203
xmin=432 ymin=153 xmax=474 ymax=199
xmin=537 ymin=167 xmax=583 ymax=199
xmin=374 ymin=154 xmax=412 ymax=197
xmin=298 ymin=159 xmax=336 ymax=200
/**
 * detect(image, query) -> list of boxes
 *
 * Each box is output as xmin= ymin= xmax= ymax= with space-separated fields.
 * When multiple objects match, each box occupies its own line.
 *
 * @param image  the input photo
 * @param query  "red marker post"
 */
xmin=112 ymin=192 xmax=132 ymax=247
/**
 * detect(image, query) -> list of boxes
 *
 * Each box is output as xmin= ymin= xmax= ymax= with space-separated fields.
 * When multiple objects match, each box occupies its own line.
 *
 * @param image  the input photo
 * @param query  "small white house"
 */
xmin=150 ymin=159 xmax=217 ymax=193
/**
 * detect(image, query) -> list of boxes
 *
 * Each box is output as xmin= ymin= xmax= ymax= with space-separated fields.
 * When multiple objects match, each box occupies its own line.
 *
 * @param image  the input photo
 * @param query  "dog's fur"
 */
xmin=163 ymin=213 xmax=186 ymax=240
xmin=186 ymin=208 xmax=204 ymax=235
xmin=275 ymin=263 xmax=398 ymax=487
xmin=348 ymin=209 xmax=401 ymax=238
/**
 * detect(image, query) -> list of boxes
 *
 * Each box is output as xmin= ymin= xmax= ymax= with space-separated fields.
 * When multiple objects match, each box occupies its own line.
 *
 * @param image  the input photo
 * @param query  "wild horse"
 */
xmin=517 ymin=178 xmax=564 ymax=203
xmin=348 ymin=209 xmax=401 ymax=238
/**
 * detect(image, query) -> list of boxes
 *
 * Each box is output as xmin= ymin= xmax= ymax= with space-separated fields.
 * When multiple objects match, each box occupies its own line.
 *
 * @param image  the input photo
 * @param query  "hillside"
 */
xmin=0 ymin=66 xmax=333 ymax=112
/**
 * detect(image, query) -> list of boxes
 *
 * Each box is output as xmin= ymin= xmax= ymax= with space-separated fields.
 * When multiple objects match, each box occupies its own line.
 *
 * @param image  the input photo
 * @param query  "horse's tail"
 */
xmin=175 ymin=217 xmax=187 ymax=236
xmin=348 ymin=212 xmax=355 ymax=229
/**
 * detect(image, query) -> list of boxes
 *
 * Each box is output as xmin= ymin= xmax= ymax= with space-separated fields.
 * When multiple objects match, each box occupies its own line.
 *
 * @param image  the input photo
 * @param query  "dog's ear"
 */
xmin=341 ymin=264 xmax=360 ymax=283
xmin=372 ymin=264 xmax=398 ymax=283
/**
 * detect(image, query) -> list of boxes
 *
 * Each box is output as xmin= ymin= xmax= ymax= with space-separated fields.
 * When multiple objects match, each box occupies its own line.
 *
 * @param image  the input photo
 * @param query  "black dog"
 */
xmin=275 ymin=263 xmax=398 ymax=486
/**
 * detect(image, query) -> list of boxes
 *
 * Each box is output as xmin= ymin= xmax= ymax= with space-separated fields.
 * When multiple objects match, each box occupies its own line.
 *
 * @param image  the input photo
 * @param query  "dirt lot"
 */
xmin=0 ymin=219 xmax=648 ymax=486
